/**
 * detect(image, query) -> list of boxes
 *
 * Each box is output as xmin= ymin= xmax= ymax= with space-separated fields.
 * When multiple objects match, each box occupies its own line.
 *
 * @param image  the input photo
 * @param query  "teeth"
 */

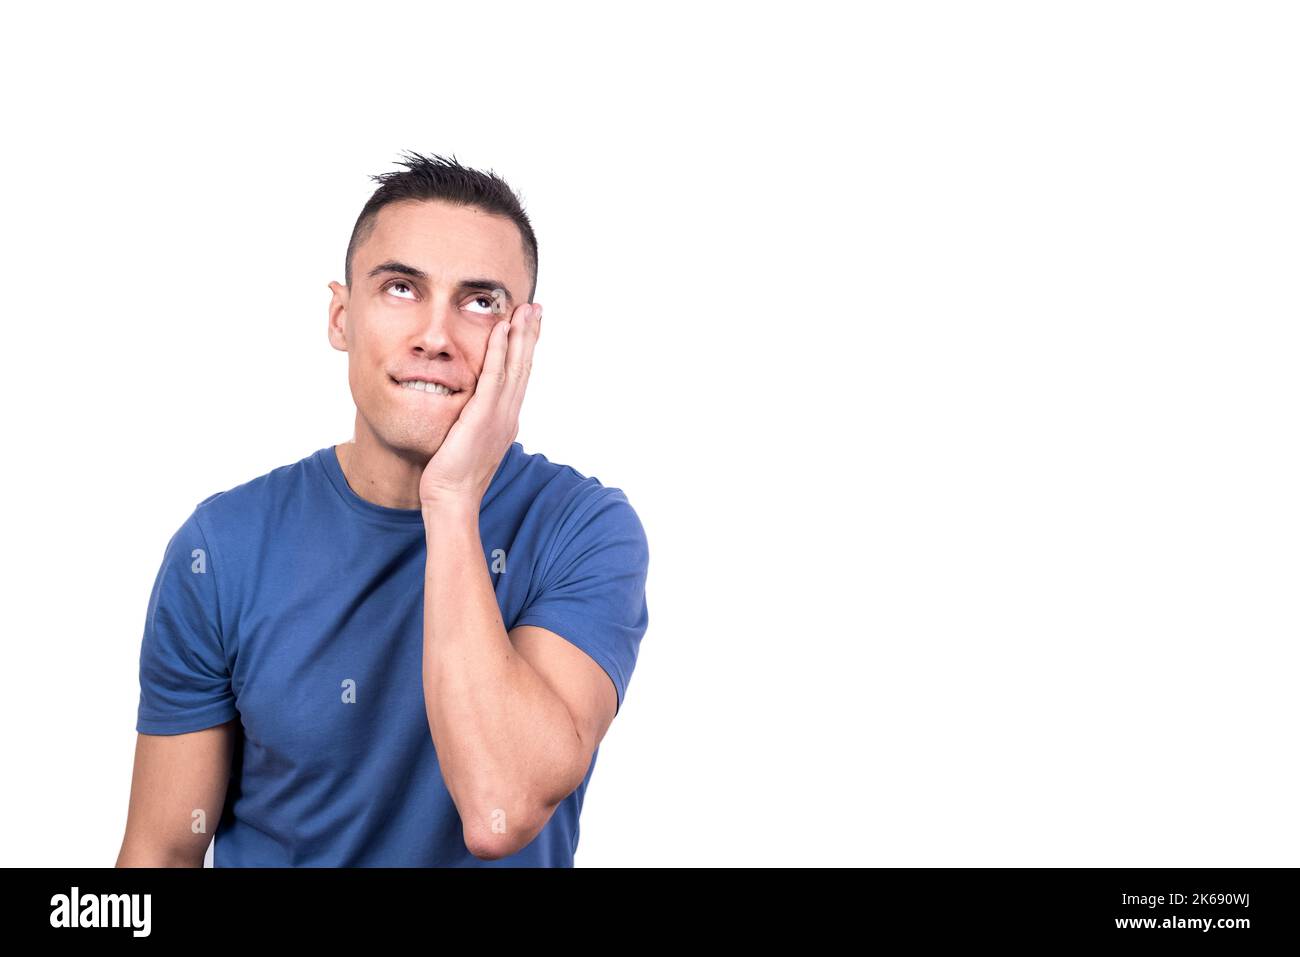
xmin=399 ymin=380 xmax=455 ymax=395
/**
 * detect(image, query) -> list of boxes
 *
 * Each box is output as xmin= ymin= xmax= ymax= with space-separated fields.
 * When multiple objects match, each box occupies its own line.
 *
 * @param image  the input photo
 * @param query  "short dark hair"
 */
xmin=344 ymin=150 xmax=538 ymax=301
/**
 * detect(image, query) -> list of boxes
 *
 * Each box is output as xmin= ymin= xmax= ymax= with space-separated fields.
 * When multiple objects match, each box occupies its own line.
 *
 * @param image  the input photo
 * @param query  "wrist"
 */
xmin=421 ymin=496 xmax=481 ymax=524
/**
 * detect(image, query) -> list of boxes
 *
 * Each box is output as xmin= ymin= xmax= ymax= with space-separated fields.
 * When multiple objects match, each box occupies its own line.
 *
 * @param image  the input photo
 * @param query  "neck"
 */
xmin=335 ymin=420 xmax=428 ymax=511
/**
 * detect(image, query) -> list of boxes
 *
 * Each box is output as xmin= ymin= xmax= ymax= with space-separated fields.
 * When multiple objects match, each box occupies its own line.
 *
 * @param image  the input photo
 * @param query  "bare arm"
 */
xmin=116 ymin=718 xmax=237 ymax=867
xmin=421 ymin=503 xmax=596 ymax=861
xmin=417 ymin=302 xmax=621 ymax=860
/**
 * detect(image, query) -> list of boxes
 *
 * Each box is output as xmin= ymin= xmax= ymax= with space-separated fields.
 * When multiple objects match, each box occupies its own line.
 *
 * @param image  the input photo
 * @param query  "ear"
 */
xmin=327 ymin=281 xmax=349 ymax=352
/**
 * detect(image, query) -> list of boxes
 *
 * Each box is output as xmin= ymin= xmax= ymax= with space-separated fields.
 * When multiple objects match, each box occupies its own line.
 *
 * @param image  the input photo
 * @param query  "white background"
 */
xmin=1 ymin=1 xmax=1296 ymax=867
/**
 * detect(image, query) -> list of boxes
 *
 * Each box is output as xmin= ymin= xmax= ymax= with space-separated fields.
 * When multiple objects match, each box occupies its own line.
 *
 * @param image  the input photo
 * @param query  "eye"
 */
xmin=384 ymin=279 xmax=417 ymax=300
xmin=465 ymin=294 xmax=497 ymax=314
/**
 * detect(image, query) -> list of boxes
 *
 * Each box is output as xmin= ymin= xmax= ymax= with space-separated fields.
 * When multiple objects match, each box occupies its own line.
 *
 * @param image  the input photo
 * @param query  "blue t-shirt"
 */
xmin=134 ymin=442 xmax=650 ymax=867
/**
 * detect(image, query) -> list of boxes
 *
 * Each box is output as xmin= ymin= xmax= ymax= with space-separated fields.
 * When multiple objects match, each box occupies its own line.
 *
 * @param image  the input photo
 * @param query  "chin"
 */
xmin=383 ymin=420 xmax=450 ymax=460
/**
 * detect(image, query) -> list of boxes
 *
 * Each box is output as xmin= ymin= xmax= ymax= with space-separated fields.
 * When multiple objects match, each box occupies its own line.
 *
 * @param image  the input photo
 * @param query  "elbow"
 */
xmin=460 ymin=743 xmax=594 ymax=861
xmin=463 ymin=817 xmax=536 ymax=862
xmin=462 ymin=792 xmax=570 ymax=862
xmin=464 ymin=828 xmax=513 ymax=862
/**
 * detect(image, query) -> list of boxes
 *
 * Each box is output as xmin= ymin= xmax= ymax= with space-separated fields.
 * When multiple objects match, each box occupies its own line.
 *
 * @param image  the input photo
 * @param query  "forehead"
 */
xmin=359 ymin=200 xmax=528 ymax=285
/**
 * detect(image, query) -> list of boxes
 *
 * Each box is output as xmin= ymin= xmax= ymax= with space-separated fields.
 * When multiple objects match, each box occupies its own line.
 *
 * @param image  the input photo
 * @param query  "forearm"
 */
xmin=421 ymin=501 xmax=587 ymax=858
xmin=116 ymin=837 xmax=206 ymax=868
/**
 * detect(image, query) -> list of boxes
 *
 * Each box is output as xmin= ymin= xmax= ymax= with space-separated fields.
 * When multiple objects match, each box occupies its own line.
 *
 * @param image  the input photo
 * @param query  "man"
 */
xmin=116 ymin=152 xmax=651 ymax=867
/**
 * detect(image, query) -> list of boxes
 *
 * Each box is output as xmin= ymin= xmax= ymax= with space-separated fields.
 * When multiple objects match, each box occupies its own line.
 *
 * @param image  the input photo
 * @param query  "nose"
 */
xmin=411 ymin=298 xmax=456 ymax=358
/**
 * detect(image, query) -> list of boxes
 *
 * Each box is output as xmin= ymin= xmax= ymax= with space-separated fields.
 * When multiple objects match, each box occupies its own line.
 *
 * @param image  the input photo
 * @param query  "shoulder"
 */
xmin=510 ymin=443 xmax=643 ymax=525
xmin=507 ymin=444 xmax=648 ymax=562
xmin=187 ymin=446 xmax=324 ymax=539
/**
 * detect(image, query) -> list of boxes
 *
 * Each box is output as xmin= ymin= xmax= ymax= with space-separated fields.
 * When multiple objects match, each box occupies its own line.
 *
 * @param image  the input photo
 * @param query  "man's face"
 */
xmin=328 ymin=199 xmax=533 ymax=462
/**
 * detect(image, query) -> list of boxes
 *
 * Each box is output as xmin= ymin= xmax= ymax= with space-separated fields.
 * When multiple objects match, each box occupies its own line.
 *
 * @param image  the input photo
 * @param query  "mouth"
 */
xmin=390 ymin=376 xmax=463 ymax=397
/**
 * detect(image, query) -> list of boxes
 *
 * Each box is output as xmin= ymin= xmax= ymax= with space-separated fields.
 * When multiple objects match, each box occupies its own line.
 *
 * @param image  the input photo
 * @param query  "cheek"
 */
xmin=348 ymin=334 xmax=389 ymax=382
xmin=346 ymin=354 xmax=387 ymax=403
xmin=470 ymin=330 xmax=495 ymax=372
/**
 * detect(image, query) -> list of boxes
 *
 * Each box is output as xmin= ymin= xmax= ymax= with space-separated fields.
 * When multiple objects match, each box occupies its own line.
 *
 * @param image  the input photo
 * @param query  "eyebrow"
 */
xmin=367 ymin=260 xmax=516 ymax=304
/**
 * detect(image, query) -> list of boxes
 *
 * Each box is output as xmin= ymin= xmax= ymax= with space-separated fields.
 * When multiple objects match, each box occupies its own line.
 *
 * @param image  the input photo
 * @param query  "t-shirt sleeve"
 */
xmin=135 ymin=507 xmax=239 ymax=735
xmin=513 ymin=487 xmax=650 ymax=716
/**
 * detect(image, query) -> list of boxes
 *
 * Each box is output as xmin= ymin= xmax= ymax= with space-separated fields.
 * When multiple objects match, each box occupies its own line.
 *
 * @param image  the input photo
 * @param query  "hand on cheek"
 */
xmin=419 ymin=300 xmax=542 ymax=509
